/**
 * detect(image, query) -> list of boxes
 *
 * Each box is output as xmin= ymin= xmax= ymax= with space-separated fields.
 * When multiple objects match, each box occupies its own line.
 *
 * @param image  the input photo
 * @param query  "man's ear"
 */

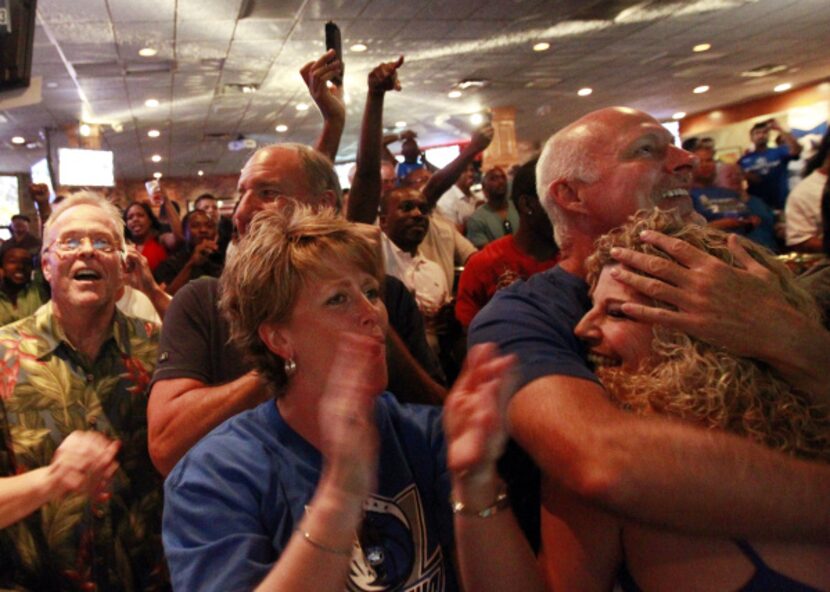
xmin=322 ymin=189 xmax=338 ymax=210
xmin=41 ymin=254 xmax=53 ymax=284
xmin=258 ymin=321 xmax=293 ymax=360
xmin=549 ymin=179 xmax=590 ymax=215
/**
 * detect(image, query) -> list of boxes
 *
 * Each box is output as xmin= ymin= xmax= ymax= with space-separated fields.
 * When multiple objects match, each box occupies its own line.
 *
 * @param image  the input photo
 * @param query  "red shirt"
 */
xmin=455 ymin=235 xmax=558 ymax=328
xmin=137 ymin=235 xmax=168 ymax=272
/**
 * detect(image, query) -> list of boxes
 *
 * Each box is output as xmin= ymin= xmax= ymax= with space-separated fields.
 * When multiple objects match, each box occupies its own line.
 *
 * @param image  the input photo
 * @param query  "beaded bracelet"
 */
xmin=301 ymin=530 xmax=353 ymax=556
xmin=450 ymin=490 xmax=510 ymax=518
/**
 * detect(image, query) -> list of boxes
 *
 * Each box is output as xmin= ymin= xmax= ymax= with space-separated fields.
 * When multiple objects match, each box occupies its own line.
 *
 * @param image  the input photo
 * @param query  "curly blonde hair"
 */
xmin=585 ymin=209 xmax=830 ymax=461
xmin=219 ymin=202 xmax=383 ymax=394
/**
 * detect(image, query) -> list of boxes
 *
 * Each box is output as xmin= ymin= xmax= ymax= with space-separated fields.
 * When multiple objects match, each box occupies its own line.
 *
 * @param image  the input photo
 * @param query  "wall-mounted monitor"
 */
xmin=0 ymin=0 xmax=37 ymax=92
xmin=58 ymin=148 xmax=115 ymax=187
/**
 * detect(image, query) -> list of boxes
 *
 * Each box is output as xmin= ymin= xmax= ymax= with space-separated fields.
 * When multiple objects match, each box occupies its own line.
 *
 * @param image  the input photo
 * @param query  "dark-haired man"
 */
xmin=739 ymin=118 xmax=801 ymax=210
xmin=455 ymin=159 xmax=558 ymax=328
xmin=154 ymin=209 xmax=223 ymax=295
xmin=465 ymin=167 xmax=519 ymax=248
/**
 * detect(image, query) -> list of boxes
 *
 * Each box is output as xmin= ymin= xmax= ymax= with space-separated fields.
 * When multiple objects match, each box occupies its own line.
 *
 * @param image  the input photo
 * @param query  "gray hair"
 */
xmin=253 ymin=143 xmax=343 ymax=212
xmin=42 ymin=190 xmax=126 ymax=253
xmin=536 ymin=119 xmax=603 ymax=247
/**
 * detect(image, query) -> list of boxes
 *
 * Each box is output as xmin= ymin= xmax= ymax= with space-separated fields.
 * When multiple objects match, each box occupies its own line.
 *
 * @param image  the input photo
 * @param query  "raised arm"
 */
xmin=123 ymin=245 xmax=171 ymax=320
xmin=29 ymin=183 xmax=52 ymax=232
xmin=254 ymin=334 xmax=381 ymax=591
xmin=609 ymin=230 xmax=830 ymax=405
xmin=770 ymin=118 xmax=802 ymax=158
xmin=509 ymin=373 xmax=830 ymax=543
xmin=347 ymin=56 xmax=404 ymax=224
xmin=422 ymin=125 xmax=493 ymax=207
xmin=445 ymin=344 xmax=543 ymax=592
xmin=301 ymin=50 xmax=346 ymax=162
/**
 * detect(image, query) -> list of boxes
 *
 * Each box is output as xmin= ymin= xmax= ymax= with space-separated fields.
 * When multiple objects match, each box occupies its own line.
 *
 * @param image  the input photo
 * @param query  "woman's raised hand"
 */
xmin=444 ymin=344 xmax=515 ymax=494
xmin=318 ymin=332 xmax=385 ymax=504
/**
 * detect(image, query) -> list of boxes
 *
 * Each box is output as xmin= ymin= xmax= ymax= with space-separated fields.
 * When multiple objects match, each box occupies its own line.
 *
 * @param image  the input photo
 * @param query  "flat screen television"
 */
xmin=58 ymin=148 xmax=115 ymax=187
xmin=0 ymin=0 xmax=37 ymax=92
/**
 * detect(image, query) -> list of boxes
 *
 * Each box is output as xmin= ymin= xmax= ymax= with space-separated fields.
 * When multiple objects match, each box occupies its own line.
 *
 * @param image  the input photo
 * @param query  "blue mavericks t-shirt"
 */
xmin=163 ymin=394 xmax=457 ymax=592
xmin=738 ymin=145 xmax=795 ymax=210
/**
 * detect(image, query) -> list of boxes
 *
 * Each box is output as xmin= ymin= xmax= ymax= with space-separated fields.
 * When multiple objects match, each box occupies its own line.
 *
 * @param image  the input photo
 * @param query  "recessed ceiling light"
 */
xmin=46 ymin=81 xmax=59 ymax=89
xmin=197 ymin=170 xmax=204 ymax=177
xmin=693 ymin=43 xmax=711 ymax=53
xmin=470 ymin=113 xmax=484 ymax=125
xmin=11 ymin=136 xmax=25 ymax=145
xmin=577 ymin=87 xmax=593 ymax=97
xmin=79 ymin=123 xmax=91 ymax=137
xmin=350 ymin=43 xmax=367 ymax=52
xmin=672 ymin=112 xmax=687 ymax=120
xmin=145 ymin=98 xmax=160 ymax=108
xmin=151 ymin=154 xmax=162 ymax=163
xmin=693 ymin=85 xmax=709 ymax=94
xmin=139 ymin=47 xmax=158 ymax=57
xmin=147 ymin=129 xmax=160 ymax=138
xmin=533 ymin=42 xmax=550 ymax=52
xmin=395 ymin=121 xmax=407 ymax=128
xmin=295 ymin=103 xmax=309 ymax=111
xmin=153 ymin=172 xmax=163 ymax=179
xmin=774 ymin=82 xmax=792 ymax=93
xmin=275 ymin=124 xmax=288 ymax=133
xmin=448 ymin=90 xmax=462 ymax=99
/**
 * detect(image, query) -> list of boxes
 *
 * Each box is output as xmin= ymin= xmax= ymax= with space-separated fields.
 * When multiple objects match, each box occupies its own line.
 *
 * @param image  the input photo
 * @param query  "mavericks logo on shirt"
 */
xmin=347 ymin=484 xmax=447 ymax=591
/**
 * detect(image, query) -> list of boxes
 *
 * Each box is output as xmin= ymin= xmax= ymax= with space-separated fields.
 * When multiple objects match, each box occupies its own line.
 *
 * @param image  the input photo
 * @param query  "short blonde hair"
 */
xmin=219 ymin=202 xmax=383 ymax=393
xmin=586 ymin=209 xmax=830 ymax=461
xmin=42 ymin=191 xmax=125 ymax=254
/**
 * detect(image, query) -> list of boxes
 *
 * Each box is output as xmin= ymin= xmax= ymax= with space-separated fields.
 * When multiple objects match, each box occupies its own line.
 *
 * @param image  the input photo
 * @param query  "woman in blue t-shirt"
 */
xmin=163 ymin=202 xmax=543 ymax=592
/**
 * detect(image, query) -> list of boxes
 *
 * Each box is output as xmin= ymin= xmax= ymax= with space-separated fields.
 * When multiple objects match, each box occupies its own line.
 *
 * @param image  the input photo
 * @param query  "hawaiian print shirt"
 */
xmin=0 ymin=275 xmax=49 ymax=328
xmin=0 ymin=303 xmax=168 ymax=591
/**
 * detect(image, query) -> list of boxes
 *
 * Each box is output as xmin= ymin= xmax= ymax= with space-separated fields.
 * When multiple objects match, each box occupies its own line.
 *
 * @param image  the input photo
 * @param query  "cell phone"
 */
xmin=145 ymin=180 xmax=163 ymax=206
xmin=325 ymin=21 xmax=343 ymax=86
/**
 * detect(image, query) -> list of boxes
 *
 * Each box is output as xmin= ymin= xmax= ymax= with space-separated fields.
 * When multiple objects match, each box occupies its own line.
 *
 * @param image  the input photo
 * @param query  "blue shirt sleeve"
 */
xmin=163 ymin=443 xmax=287 ymax=592
xmin=468 ymin=269 xmax=599 ymax=392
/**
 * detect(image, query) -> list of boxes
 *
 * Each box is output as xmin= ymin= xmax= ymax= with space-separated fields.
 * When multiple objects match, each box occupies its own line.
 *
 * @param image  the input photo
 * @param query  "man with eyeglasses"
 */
xmin=465 ymin=166 xmax=519 ymax=248
xmin=0 ymin=192 xmax=168 ymax=590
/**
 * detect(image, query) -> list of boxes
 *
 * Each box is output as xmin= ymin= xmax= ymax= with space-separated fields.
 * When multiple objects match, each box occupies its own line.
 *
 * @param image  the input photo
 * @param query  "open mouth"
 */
xmin=587 ymin=352 xmax=621 ymax=369
xmin=73 ymin=269 xmax=102 ymax=281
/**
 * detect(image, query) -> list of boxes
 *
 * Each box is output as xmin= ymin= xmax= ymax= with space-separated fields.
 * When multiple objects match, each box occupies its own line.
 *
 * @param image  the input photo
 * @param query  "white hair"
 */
xmin=536 ymin=118 xmax=605 ymax=247
xmin=43 ymin=191 xmax=126 ymax=253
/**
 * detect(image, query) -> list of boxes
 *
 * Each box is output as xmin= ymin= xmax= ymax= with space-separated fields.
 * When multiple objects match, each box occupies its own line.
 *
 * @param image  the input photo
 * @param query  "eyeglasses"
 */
xmin=502 ymin=219 xmax=513 ymax=234
xmin=46 ymin=234 xmax=119 ymax=255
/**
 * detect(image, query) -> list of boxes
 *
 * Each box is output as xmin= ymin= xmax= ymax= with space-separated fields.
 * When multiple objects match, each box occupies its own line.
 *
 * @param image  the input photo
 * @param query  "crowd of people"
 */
xmin=0 ymin=47 xmax=828 ymax=592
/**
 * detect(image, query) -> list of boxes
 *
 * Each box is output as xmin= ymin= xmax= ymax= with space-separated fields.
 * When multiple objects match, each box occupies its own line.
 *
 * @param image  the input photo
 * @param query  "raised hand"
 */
xmin=469 ymin=124 xmax=495 ymax=153
xmin=300 ymin=49 xmax=346 ymax=123
xmin=318 ymin=332 xmax=386 ymax=501
xmin=191 ymin=238 xmax=219 ymax=266
xmin=367 ymin=55 xmax=404 ymax=96
xmin=123 ymin=245 xmax=152 ymax=290
xmin=444 ymin=344 xmax=515 ymax=492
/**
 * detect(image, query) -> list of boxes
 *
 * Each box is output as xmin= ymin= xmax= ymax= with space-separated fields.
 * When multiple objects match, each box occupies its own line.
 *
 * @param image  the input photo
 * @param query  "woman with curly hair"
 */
xmin=540 ymin=208 xmax=830 ymax=591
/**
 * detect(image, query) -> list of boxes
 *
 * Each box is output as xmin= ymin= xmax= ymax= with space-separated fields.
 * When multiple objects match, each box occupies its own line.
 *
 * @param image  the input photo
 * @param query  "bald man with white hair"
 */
xmin=469 ymin=106 xmax=830 ymax=549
